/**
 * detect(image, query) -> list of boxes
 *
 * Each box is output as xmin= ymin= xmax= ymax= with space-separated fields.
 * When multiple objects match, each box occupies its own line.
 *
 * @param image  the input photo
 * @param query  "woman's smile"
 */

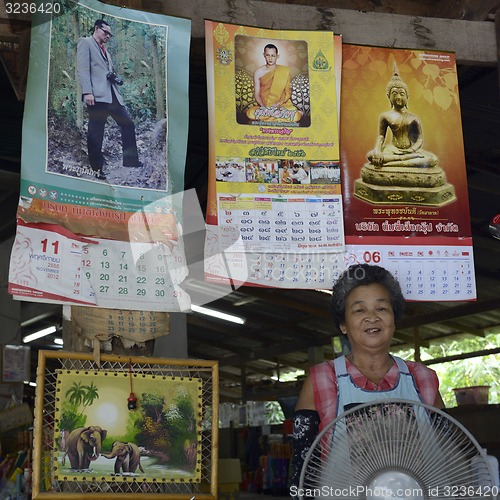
xmin=341 ymin=283 xmax=395 ymax=350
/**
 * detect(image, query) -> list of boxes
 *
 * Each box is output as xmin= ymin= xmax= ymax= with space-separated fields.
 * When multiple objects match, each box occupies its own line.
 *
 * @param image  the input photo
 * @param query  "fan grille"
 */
xmin=299 ymin=400 xmax=497 ymax=500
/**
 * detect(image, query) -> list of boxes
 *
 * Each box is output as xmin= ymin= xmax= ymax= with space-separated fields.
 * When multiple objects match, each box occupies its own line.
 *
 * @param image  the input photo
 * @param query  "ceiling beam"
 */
xmin=473 ymin=235 xmax=500 ymax=254
xmin=187 ymin=314 xmax=250 ymax=336
xmin=462 ymin=158 xmax=500 ymax=180
xmin=240 ymin=288 xmax=332 ymax=319
xmin=397 ymin=298 xmax=500 ymax=330
xmin=256 ymin=320 xmax=323 ymax=341
xmin=220 ymin=360 xmax=277 ymax=379
xmin=188 ymin=330 xmax=254 ymax=355
xmin=274 ymin=355 xmax=308 ymax=371
xmin=393 ymin=329 xmax=429 ymax=346
xmin=203 ymin=301 xmax=322 ymax=341
xmin=467 ymin=169 xmax=500 ymax=192
xmin=440 ymin=320 xmax=486 ymax=337
xmin=424 ymin=347 xmax=500 ymax=365
xmin=187 ymin=313 xmax=294 ymax=345
xmin=431 ymin=0 xmax=499 ymax=21
xmin=134 ymin=0 xmax=497 ymax=65
xmin=219 ymin=335 xmax=329 ymax=367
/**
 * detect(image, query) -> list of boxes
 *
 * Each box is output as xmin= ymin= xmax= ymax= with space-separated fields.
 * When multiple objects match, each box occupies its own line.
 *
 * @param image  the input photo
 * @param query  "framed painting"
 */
xmin=32 ymin=350 xmax=219 ymax=499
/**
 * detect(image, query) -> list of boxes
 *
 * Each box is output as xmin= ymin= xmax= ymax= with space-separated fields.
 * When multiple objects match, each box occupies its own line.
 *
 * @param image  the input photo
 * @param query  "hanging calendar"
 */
xmin=8 ymin=222 xmax=189 ymax=311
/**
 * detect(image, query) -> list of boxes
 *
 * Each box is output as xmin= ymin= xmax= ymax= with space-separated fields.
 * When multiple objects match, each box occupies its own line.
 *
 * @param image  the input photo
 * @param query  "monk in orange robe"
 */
xmin=246 ymin=44 xmax=302 ymax=123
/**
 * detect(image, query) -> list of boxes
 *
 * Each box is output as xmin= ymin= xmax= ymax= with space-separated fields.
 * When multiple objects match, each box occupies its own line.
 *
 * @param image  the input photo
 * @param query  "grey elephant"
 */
xmin=62 ymin=425 xmax=107 ymax=470
xmin=103 ymin=441 xmax=144 ymax=474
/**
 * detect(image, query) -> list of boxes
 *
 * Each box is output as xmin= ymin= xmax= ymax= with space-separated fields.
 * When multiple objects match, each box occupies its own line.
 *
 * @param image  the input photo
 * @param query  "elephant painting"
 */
xmin=62 ymin=426 xmax=107 ymax=471
xmin=103 ymin=441 xmax=144 ymax=475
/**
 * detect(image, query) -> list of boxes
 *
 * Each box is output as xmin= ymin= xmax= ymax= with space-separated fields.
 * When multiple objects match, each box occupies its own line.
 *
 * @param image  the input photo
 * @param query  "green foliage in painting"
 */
xmin=58 ymin=381 xmax=100 ymax=433
xmin=135 ymin=388 xmax=198 ymax=468
xmin=163 ymin=389 xmax=197 ymax=467
xmin=59 ymin=406 xmax=87 ymax=433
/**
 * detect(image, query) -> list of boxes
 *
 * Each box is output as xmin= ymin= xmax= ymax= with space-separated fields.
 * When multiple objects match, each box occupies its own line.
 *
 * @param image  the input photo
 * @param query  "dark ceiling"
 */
xmin=1 ymin=0 xmax=499 ymax=403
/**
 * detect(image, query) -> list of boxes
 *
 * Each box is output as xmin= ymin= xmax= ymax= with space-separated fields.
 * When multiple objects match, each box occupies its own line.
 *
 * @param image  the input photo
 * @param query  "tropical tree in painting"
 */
xmin=136 ymin=393 xmax=170 ymax=455
xmin=140 ymin=393 xmax=165 ymax=422
xmin=66 ymin=381 xmax=86 ymax=406
xmin=81 ymin=381 xmax=99 ymax=408
xmin=66 ymin=381 xmax=100 ymax=412
xmin=58 ymin=380 xmax=101 ymax=443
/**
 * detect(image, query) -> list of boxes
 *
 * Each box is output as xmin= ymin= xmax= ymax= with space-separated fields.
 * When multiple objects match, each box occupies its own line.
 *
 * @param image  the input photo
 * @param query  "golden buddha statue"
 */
xmin=354 ymin=64 xmax=456 ymax=207
xmin=367 ymin=67 xmax=438 ymax=168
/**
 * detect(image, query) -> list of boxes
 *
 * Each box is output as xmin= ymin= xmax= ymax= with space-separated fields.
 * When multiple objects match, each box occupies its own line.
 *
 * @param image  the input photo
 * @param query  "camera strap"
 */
xmin=98 ymin=44 xmax=108 ymax=61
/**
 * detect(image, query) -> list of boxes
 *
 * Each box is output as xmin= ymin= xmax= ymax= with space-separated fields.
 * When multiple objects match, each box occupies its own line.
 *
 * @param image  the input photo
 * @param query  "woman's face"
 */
xmin=340 ymin=283 xmax=395 ymax=353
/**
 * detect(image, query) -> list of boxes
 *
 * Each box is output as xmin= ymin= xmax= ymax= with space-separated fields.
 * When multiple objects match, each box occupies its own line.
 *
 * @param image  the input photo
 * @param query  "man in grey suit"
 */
xmin=77 ymin=19 xmax=141 ymax=180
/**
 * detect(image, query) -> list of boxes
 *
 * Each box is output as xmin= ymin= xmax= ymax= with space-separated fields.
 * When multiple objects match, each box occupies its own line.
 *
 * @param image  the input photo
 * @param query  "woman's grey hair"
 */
xmin=331 ymin=264 xmax=405 ymax=330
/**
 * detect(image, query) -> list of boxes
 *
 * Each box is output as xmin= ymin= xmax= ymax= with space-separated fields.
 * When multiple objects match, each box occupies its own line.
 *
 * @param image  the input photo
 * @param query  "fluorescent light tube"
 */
xmin=191 ymin=305 xmax=245 ymax=325
xmin=23 ymin=326 xmax=57 ymax=343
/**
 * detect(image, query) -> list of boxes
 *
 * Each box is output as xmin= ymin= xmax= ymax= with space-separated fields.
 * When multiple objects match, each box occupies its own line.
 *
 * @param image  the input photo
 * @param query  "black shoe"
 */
xmin=93 ymin=169 xmax=106 ymax=180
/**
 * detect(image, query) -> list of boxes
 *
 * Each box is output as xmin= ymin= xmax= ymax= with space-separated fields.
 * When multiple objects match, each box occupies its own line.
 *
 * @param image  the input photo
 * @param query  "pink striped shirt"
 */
xmin=311 ymin=356 xmax=439 ymax=430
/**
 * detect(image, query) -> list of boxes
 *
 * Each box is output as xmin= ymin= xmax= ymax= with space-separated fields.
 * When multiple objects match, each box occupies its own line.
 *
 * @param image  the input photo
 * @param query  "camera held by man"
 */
xmin=107 ymin=71 xmax=124 ymax=86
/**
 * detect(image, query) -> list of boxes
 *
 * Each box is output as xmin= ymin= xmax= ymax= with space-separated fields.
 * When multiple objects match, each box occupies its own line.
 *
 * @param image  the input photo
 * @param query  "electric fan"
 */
xmin=299 ymin=399 xmax=498 ymax=500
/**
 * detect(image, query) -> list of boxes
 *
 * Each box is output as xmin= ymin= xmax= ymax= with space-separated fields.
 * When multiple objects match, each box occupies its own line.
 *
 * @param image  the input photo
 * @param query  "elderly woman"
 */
xmin=290 ymin=264 xmax=444 ymax=491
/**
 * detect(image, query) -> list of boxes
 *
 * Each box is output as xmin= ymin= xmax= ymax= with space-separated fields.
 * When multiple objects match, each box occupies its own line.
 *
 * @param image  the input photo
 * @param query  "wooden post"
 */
xmin=240 ymin=363 xmax=246 ymax=404
xmin=496 ymin=9 xmax=500 ymax=98
xmin=414 ymin=326 xmax=421 ymax=362
xmin=307 ymin=345 xmax=324 ymax=367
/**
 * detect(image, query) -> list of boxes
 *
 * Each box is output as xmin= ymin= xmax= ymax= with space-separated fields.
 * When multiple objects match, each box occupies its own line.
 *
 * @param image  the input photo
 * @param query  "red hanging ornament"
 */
xmin=128 ymin=362 xmax=138 ymax=410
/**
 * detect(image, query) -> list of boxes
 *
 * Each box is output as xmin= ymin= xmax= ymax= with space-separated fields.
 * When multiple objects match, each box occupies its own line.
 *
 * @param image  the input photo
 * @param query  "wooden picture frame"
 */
xmin=32 ymin=350 xmax=219 ymax=499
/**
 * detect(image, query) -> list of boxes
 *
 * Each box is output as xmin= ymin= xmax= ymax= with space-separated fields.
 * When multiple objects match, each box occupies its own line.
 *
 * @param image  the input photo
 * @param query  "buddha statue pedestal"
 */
xmin=354 ymin=163 xmax=456 ymax=207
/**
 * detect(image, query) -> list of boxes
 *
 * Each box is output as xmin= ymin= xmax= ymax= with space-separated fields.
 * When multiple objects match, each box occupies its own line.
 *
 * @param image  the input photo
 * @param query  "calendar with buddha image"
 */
xmin=339 ymin=44 xmax=476 ymax=299
xmin=204 ymin=224 xmax=476 ymax=299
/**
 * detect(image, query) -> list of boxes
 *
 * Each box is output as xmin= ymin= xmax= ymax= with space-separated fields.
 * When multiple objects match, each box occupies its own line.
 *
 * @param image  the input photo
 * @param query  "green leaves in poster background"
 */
xmin=49 ymin=1 xmax=167 ymax=127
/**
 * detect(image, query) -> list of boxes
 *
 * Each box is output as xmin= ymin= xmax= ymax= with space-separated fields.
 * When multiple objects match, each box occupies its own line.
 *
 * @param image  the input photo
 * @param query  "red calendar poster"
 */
xmin=340 ymin=44 xmax=476 ymax=300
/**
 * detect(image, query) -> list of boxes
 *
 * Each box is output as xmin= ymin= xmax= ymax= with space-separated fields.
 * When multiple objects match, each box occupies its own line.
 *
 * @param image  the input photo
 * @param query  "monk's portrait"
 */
xmin=234 ymin=37 xmax=310 ymax=127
